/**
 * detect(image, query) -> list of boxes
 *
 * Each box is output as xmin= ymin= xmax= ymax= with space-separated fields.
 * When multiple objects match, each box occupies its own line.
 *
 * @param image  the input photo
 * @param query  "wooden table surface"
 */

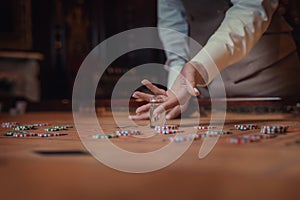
xmin=1 ymin=111 xmax=300 ymax=200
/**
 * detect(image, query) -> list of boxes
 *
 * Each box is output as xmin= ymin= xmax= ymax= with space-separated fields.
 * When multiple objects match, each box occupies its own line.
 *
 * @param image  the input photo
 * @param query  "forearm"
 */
xmin=191 ymin=0 xmax=279 ymax=85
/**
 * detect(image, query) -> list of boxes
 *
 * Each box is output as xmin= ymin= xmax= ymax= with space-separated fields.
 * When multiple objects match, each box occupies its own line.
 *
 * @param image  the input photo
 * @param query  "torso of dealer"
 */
xmin=158 ymin=0 xmax=300 ymax=97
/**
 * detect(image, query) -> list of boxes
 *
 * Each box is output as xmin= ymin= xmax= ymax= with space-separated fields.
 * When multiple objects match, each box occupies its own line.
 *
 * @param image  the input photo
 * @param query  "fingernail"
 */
xmin=141 ymin=79 xmax=150 ymax=85
xmin=132 ymin=93 xmax=137 ymax=98
xmin=128 ymin=115 xmax=136 ymax=120
xmin=194 ymin=88 xmax=200 ymax=96
xmin=166 ymin=115 xmax=171 ymax=120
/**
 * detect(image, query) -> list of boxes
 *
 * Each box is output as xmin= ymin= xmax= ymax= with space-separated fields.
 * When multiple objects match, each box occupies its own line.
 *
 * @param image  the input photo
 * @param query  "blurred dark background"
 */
xmin=0 ymin=0 xmax=300 ymax=111
xmin=0 ymin=0 xmax=165 ymax=107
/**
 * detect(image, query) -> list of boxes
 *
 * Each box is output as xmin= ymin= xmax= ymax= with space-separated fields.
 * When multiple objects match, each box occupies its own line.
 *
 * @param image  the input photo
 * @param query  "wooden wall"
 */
xmin=30 ymin=0 xmax=164 ymax=100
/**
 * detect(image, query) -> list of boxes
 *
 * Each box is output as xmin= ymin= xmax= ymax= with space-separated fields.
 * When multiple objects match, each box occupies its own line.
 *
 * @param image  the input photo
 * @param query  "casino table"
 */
xmin=1 ymin=100 xmax=300 ymax=200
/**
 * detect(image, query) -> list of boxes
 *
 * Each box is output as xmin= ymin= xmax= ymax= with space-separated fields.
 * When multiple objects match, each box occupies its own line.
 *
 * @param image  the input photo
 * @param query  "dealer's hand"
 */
xmin=128 ymin=79 xmax=170 ymax=120
xmin=129 ymin=62 xmax=207 ymax=120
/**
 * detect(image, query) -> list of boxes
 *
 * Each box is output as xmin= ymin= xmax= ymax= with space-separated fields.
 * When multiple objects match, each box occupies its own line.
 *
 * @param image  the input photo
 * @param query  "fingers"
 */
xmin=135 ymin=103 xmax=151 ymax=114
xmin=165 ymin=106 xmax=181 ymax=120
xmin=194 ymin=88 xmax=200 ymax=96
xmin=164 ymin=95 xmax=191 ymax=119
xmin=153 ymin=97 xmax=179 ymax=117
xmin=130 ymin=75 xmax=199 ymax=121
xmin=130 ymin=80 xmax=167 ymax=121
xmin=132 ymin=79 xmax=167 ymax=102
xmin=141 ymin=79 xmax=166 ymax=95
xmin=132 ymin=91 xmax=153 ymax=102
xmin=128 ymin=112 xmax=149 ymax=120
xmin=129 ymin=103 xmax=151 ymax=120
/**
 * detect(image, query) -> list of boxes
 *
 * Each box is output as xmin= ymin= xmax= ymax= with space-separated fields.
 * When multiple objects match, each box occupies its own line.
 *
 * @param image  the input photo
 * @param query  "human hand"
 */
xmin=128 ymin=79 xmax=167 ymax=120
xmin=128 ymin=79 xmax=189 ymax=120
xmin=153 ymin=61 xmax=207 ymax=118
xmin=129 ymin=62 xmax=207 ymax=120
xmin=128 ymin=78 xmax=192 ymax=120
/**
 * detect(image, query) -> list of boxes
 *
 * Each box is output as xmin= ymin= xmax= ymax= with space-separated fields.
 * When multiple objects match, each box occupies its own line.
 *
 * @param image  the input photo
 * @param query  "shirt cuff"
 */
xmin=191 ymin=45 xmax=222 ymax=85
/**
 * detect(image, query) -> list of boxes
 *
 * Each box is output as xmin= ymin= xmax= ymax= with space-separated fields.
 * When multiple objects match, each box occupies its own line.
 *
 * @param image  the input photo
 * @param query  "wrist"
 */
xmin=167 ymin=65 xmax=183 ymax=89
xmin=188 ymin=61 xmax=209 ymax=87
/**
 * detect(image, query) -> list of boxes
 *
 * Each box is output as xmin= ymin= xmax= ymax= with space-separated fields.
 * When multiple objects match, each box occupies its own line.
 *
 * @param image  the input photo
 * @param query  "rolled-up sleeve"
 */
xmin=192 ymin=0 xmax=279 ymax=85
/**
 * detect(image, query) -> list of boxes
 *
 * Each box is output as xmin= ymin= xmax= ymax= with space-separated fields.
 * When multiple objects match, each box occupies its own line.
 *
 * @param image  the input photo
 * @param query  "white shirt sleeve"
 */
xmin=192 ymin=0 xmax=279 ymax=85
xmin=157 ymin=0 xmax=189 ymax=68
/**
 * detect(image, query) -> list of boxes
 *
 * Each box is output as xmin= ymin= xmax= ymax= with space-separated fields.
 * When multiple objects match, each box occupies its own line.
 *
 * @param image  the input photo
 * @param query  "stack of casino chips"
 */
xmin=37 ymin=132 xmax=66 ymax=137
xmin=229 ymin=137 xmax=259 ymax=144
xmin=154 ymin=125 xmax=181 ymax=135
xmin=32 ymin=123 xmax=50 ymax=127
xmin=5 ymin=131 xmax=36 ymax=137
xmin=115 ymin=130 xmax=141 ymax=137
xmin=39 ymin=124 xmax=71 ymax=136
xmin=241 ymin=134 xmax=261 ymax=142
xmin=44 ymin=125 xmax=73 ymax=132
xmin=93 ymin=129 xmax=142 ymax=139
xmin=194 ymin=125 xmax=217 ymax=130
xmin=229 ymin=132 xmax=277 ymax=144
xmin=234 ymin=124 xmax=258 ymax=131
xmin=1 ymin=122 xmax=19 ymax=128
xmin=169 ymin=129 xmax=232 ymax=142
xmin=200 ymin=130 xmax=232 ymax=137
xmin=2 ymin=122 xmax=71 ymax=138
xmin=13 ymin=125 xmax=35 ymax=131
xmin=169 ymin=133 xmax=200 ymax=143
xmin=229 ymin=133 xmax=264 ymax=144
xmin=260 ymin=125 xmax=288 ymax=134
xmin=93 ymin=133 xmax=119 ymax=139
xmin=5 ymin=131 xmax=66 ymax=137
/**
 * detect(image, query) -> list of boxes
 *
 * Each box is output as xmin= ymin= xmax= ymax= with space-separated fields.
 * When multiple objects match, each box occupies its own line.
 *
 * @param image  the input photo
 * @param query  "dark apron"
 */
xmin=181 ymin=0 xmax=300 ymax=97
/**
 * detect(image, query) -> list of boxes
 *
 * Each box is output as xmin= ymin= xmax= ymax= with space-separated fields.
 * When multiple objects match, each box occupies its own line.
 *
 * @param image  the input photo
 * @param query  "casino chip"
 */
xmin=229 ymin=136 xmax=260 ymax=144
xmin=37 ymin=132 xmax=66 ymax=137
xmin=5 ymin=131 xmax=17 ymax=136
xmin=93 ymin=133 xmax=119 ymax=139
xmin=1 ymin=122 xmax=19 ymax=128
xmin=169 ymin=133 xmax=200 ymax=142
xmin=33 ymin=123 xmax=50 ymax=127
xmin=93 ymin=134 xmax=108 ymax=139
xmin=260 ymin=125 xmax=288 ymax=134
xmin=154 ymin=125 xmax=178 ymax=131
xmin=44 ymin=128 xmax=59 ymax=132
xmin=93 ymin=129 xmax=143 ymax=139
xmin=228 ymin=132 xmax=277 ymax=144
xmin=155 ymin=129 xmax=183 ymax=135
xmin=5 ymin=130 xmax=66 ymax=138
xmin=5 ymin=131 xmax=35 ymax=137
xmin=3 ymin=122 xmax=70 ymax=138
xmin=13 ymin=125 xmax=35 ymax=131
xmin=229 ymin=137 xmax=249 ymax=144
xmin=194 ymin=125 xmax=217 ymax=130
xmin=204 ymin=130 xmax=232 ymax=135
xmin=115 ymin=130 xmax=142 ymax=137
xmin=234 ymin=124 xmax=258 ymax=131
xmin=154 ymin=125 xmax=182 ymax=135
xmin=44 ymin=125 xmax=73 ymax=132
